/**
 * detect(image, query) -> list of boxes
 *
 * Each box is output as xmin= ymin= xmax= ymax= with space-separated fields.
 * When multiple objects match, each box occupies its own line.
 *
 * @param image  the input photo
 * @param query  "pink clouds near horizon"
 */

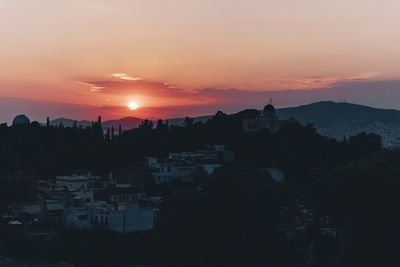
xmin=2 ymin=79 xmax=400 ymax=124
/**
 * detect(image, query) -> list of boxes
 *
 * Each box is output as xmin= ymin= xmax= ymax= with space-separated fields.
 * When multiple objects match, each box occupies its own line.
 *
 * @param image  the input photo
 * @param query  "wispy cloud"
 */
xmin=77 ymin=81 xmax=105 ymax=92
xmin=80 ymin=74 xmax=200 ymax=100
xmin=80 ymin=72 xmax=383 ymax=102
xmin=248 ymin=72 xmax=381 ymax=90
xmin=112 ymin=73 xmax=142 ymax=81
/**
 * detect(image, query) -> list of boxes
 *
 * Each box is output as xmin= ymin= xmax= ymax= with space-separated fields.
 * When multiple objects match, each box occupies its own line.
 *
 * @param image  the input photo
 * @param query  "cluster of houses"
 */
xmin=5 ymin=145 xmax=237 ymax=234
xmin=146 ymin=145 xmax=234 ymax=184
xmin=8 ymin=172 xmax=155 ymax=233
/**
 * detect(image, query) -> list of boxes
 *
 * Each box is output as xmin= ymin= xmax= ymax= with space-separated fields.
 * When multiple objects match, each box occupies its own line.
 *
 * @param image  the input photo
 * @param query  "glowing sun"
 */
xmin=128 ymin=101 xmax=139 ymax=110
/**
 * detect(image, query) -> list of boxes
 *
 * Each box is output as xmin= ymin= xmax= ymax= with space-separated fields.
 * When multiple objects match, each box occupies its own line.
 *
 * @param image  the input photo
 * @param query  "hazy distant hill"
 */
xmin=276 ymin=101 xmax=400 ymax=147
xmin=102 ymin=117 xmax=142 ymax=130
xmin=49 ymin=118 xmax=92 ymax=128
xmin=168 ymin=100 xmax=400 ymax=129
xmin=276 ymin=101 xmax=400 ymax=127
xmin=49 ymin=117 xmax=142 ymax=130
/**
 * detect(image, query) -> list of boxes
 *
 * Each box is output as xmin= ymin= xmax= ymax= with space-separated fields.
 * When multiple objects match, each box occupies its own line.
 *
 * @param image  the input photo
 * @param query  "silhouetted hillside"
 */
xmin=276 ymin=101 xmax=400 ymax=147
xmin=49 ymin=118 xmax=92 ymax=128
xmin=276 ymin=101 xmax=400 ymax=127
xmin=49 ymin=117 xmax=142 ymax=130
xmin=169 ymin=101 xmax=400 ymax=128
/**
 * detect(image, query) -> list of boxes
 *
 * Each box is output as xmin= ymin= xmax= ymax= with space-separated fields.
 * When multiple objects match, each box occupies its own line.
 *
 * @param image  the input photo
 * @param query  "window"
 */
xmin=248 ymin=123 xmax=259 ymax=129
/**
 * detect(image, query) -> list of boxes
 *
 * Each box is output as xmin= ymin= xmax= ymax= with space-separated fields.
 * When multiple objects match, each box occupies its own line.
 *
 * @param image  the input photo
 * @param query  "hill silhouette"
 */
xmin=49 ymin=116 xmax=142 ymax=130
xmin=277 ymin=101 xmax=400 ymax=127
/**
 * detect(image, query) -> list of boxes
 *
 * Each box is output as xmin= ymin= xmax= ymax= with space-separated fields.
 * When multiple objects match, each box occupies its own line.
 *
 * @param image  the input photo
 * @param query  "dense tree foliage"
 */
xmin=0 ymin=111 xmax=382 ymax=178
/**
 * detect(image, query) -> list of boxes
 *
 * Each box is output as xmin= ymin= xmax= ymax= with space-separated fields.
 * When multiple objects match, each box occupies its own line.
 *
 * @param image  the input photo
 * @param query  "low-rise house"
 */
xmin=147 ymin=159 xmax=197 ymax=184
xmin=56 ymin=173 xmax=99 ymax=191
xmin=72 ymin=189 xmax=94 ymax=203
xmin=108 ymin=166 xmax=150 ymax=189
xmin=146 ymin=145 xmax=230 ymax=184
xmin=65 ymin=202 xmax=155 ymax=233
xmin=95 ymin=184 xmax=147 ymax=205
xmin=11 ymin=198 xmax=65 ymax=224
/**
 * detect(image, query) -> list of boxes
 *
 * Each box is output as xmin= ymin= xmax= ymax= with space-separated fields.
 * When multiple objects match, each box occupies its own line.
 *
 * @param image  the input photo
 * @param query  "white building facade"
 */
xmin=243 ymin=103 xmax=287 ymax=134
xmin=65 ymin=202 xmax=155 ymax=233
xmin=56 ymin=173 xmax=99 ymax=191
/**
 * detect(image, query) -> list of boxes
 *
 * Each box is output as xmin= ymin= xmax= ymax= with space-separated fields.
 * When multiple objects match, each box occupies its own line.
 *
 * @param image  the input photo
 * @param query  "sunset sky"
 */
xmin=1 ymin=0 xmax=400 ymax=123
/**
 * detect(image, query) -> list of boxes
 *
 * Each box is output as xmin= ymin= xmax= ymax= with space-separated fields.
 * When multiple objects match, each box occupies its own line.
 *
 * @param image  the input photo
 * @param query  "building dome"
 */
xmin=12 ymin=114 xmax=30 ymax=126
xmin=263 ymin=104 xmax=275 ymax=113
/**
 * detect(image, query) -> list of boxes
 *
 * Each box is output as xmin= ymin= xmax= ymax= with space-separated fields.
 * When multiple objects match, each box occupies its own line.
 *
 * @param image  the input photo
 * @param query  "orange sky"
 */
xmin=1 ymin=0 xmax=400 ymax=122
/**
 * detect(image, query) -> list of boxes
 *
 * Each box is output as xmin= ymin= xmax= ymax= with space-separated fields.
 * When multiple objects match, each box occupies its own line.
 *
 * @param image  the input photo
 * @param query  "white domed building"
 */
xmin=243 ymin=102 xmax=290 ymax=134
xmin=12 ymin=114 xmax=31 ymax=127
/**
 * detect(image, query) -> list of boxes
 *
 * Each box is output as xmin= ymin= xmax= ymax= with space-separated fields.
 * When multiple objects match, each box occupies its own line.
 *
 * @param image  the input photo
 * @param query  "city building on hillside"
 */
xmin=11 ymin=199 xmax=65 ymax=224
xmin=7 ymin=170 xmax=155 ymax=234
xmin=243 ymin=101 xmax=294 ymax=134
xmin=107 ymin=166 xmax=150 ymax=189
xmin=65 ymin=202 xmax=155 ymax=233
xmin=56 ymin=173 xmax=99 ymax=191
xmin=72 ymin=190 xmax=94 ymax=203
xmin=146 ymin=157 xmax=197 ymax=184
xmin=145 ymin=145 xmax=230 ymax=184
xmin=95 ymin=186 xmax=147 ymax=205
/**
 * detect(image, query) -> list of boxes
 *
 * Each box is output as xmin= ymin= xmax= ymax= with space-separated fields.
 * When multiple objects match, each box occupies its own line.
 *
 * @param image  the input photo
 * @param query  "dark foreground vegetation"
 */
xmin=0 ymin=110 xmax=399 ymax=267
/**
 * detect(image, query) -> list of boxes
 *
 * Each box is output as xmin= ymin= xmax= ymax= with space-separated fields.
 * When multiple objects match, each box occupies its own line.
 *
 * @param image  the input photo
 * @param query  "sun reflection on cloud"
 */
xmin=112 ymin=73 xmax=142 ymax=81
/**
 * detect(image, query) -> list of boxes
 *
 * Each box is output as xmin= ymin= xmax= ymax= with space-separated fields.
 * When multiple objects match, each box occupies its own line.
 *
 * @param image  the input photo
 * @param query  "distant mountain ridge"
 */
xmin=48 ymin=116 xmax=142 ymax=130
xmin=48 ymin=101 xmax=400 ymax=129
xmin=48 ymin=116 xmax=212 ymax=130
xmin=276 ymin=101 xmax=400 ymax=127
xmin=49 ymin=118 xmax=92 ymax=128
xmin=275 ymin=101 xmax=400 ymax=147
xmin=102 ymin=117 xmax=143 ymax=129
